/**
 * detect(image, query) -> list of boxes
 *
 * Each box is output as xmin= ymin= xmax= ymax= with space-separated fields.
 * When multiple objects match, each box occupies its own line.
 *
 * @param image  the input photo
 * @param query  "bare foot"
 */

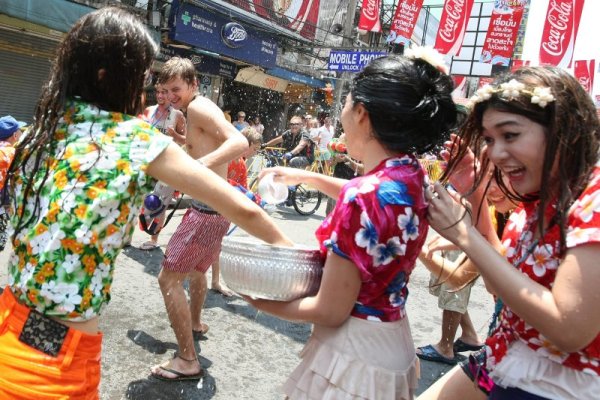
xmin=150 ymin=355 xmax=201 ymax=380
xmin=211 ymin=283 xmax=233 ymax=297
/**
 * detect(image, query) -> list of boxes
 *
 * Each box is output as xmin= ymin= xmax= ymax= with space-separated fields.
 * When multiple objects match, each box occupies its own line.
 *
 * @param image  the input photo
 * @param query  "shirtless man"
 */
xmin=151 ymin=57 xmax=248 ymax=380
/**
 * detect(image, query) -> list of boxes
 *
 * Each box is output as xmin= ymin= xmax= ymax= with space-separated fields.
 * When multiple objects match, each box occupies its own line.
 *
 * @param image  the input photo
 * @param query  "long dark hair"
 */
xmin=8 ymin=7 xmax=158 ymax=238
xmin=444 ymin=66 xmax=600 ymax=252
xmin=350 ymin=55 xmax=458 ymax=154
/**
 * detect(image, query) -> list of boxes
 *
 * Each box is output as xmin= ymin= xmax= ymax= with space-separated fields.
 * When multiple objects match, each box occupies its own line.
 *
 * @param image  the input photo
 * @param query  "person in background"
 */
xmin=222 ymin=107 xmax=232 ymax=123
xmin=0 ymin=8 xmax=291 ymax=397
xmin=143 ymin=82 xmax=186 ymax=145
xmin=314 ymin=116 xmax=335 ymax=163
xmin=0 ymin=115 xmax=25 ymax=251
xmin=232 ymin=111 xmax=249 ymax=131
xmin=303 ymin=114 xmax=313 ymax=132
xmin=249 ymin=49 xmax=458 ymax=399
xmin=139 ymin=82 xmax=187 ymax=251
xmin=425 ymin=66 xmax=600 ymax=399
xmin=249 ymin=116 xmax=264 ymax=135
xmin=263 ymin=115 xmax=314 ymax=168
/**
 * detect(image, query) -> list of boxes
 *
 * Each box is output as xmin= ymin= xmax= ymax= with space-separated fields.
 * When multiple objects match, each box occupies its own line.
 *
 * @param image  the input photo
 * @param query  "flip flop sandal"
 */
xmin=151 ymin=366 xmax=204 ymax=382
xmin=454 ymin=339 xmax=484 ymax=353
xmin=416 ymin=344 xmax=459 ymax=365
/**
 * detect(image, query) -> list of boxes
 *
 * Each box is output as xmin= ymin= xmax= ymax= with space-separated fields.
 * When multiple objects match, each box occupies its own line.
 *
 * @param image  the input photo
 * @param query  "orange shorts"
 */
xmin=0 ymin=287 xmax=103 ymax=400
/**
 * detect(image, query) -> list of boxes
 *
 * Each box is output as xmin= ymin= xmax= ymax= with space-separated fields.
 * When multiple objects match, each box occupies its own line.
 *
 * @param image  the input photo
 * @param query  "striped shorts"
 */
xmin=162 ymin=208 xmax=230 ymax=274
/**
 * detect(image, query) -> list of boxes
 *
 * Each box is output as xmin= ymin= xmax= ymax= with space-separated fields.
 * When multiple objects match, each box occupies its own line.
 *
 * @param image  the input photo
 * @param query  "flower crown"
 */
xmin=404 ymin=45 xmax=449 ymax=74
xmin=468 ymin=79 xmax=555 ymax=109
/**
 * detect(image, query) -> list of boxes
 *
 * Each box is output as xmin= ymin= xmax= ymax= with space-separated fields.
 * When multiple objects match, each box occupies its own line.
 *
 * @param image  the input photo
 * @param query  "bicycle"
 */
xmin=247 ymin=147 xmax=323 ymax=216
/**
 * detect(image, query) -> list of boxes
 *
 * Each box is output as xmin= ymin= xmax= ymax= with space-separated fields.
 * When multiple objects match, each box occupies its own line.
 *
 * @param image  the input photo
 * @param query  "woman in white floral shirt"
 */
xmin=0 ymin=7 xmax=291 ymax=399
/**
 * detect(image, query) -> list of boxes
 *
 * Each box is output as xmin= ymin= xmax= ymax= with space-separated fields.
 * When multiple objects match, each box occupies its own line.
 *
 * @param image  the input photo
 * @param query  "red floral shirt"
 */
xmin=316 ymin=155 xmax=428 ymax=322
xmin=487 ymin=163 xmax=600 ymax=376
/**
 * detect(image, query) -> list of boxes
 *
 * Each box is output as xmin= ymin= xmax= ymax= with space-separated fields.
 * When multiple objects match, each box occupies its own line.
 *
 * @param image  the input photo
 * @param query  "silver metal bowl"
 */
xmin=219 ymin=236 xmax=324 ymax=301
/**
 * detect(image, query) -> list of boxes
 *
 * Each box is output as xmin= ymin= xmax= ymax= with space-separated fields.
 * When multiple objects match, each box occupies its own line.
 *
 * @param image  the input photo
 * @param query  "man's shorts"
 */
xmin=428 ymin=272 xmax=474 ymax=314
xmin=162 ymin=208 xmax=230 ymax=274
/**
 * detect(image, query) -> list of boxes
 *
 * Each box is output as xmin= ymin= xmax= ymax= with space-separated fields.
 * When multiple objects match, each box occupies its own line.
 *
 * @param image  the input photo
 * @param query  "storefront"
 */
xmin=0 ymin=14 xmax=62 ymax=122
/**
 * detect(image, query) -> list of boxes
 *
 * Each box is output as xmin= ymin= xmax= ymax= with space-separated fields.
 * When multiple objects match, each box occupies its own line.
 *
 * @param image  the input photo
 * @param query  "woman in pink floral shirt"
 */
xmin=247 ymin=51 xmax=459 ymax=399
xmin=427 ymin=66 xmax=600 ymax=399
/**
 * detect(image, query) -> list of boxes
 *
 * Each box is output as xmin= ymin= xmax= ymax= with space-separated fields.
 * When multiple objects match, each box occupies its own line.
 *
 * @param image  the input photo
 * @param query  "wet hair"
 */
xmin=445 ymin=66 xmax=600 ymax=252
xmin=158 ymin=57 xmax=197 ymax=86
xmin=8 ymin=7 xmax=158 ymax=238
xmin=350 ymin=55 xmax=458 ymax=154
xmin=241 ymin=126 xmax=262 ymax=146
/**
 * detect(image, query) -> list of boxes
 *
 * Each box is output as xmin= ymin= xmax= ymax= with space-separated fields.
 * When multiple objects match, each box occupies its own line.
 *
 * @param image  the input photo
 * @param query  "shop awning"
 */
xmin=267 ymin=67 xmax=329 ymax=89
xmin=234 ymin=67 xmax=288 ymax=92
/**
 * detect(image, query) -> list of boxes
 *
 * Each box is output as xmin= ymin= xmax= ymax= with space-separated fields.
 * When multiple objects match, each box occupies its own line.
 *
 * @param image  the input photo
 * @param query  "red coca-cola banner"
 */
xmin=388 ymin=0 xmax=424 ymax=44
xmin=510 ymin=59 xmax=531 ymax=72
xmin=434 ymin=0 xmax=475 ymax=55
xmin=480 ymin=1 xmax=527 ymax=66
xmin=539 ymin=0 xmax=585 ymax=68
xmin=358 ymin=0 xmax=382 ymax=33
xmin=574 ymin=60 xmax=595 ymax=94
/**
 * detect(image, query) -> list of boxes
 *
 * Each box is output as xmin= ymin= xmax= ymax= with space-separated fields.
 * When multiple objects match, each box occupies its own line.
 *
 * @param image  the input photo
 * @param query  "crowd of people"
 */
xmin=0 ymin=6 xmax=599 ymax=400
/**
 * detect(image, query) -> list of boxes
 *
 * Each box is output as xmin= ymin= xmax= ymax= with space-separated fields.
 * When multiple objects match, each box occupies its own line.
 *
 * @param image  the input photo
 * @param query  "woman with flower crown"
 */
xmin=246 ymin=48 xmax=459 ymax=399
xmin=422 ymin=66 xmax=600 ymax=399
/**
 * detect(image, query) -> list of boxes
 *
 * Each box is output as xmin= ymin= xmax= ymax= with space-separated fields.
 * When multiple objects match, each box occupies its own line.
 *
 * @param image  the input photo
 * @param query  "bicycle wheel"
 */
xmin=291 ymin=184 xmax=322 ymax=215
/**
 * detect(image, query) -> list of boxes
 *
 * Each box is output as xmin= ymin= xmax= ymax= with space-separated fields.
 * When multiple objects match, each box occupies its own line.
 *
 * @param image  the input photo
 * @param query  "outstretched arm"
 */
xmin=259 ymin=166 xmax=348 ymax=199
xmin=148 ymin=143 xmax=292 ymax=247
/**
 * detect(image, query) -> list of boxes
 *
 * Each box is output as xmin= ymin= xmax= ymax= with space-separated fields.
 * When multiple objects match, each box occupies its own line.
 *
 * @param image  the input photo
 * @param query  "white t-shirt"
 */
xmin=316 ymin=125 xmax=334 ymax=151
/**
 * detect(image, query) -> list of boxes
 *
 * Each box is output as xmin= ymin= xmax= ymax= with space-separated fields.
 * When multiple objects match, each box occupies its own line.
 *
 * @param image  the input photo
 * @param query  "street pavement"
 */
xmin=0 ymin=201 xmax=493 ymax=400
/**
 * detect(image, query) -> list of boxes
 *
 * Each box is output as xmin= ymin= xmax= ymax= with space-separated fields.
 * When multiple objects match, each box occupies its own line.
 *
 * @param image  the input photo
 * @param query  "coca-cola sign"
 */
xmin=574 ymin=59 xmax=595 ymax=94
xmin=539 ymin=0 xmax=585 ymax=67
xmin=358 ymin=0 xmax=382 ymax=33
xmin=434 ymin=0 xmax=474 ymax=55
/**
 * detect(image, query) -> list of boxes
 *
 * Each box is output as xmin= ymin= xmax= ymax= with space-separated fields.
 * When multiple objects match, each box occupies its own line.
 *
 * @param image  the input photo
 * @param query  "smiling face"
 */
xmin=155 ymin=84 xmax=167 ymax=106
xmin=482 ymin=109 xmax=547 ymax=196
xmin=161 ymin=76 xmax=197 ymax=110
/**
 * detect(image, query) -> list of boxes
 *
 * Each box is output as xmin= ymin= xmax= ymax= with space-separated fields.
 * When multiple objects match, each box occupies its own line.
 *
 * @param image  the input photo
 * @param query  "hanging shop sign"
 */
xmin=221 ymin=22 xmax=247 ymax=48
xmin=168 ymin=0 xmax=277 ymax=69
xmin=480 ymin=0 xmax=527 ymax=66
xmin=157 ymin=46 xmax=238 ymax=79
xmin=387 ymin=0 xmax=425 ymax=45
xmin=434 ymin=0 xmax=475 ymax=56
xmin=235 ymin=67 xmax=288 ymax=92
xmin=327 ymin=51 xmax=387 ymax=72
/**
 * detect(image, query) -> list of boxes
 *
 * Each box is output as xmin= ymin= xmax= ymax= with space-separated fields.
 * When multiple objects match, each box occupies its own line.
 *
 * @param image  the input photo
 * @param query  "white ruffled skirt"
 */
xmin=282 ymin=316 xmax=420 ymax=399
